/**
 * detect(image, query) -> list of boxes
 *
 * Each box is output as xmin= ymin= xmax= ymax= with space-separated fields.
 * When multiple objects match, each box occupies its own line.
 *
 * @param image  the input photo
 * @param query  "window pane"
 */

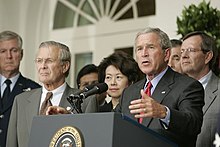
xmin=137 ymin=0 xmax=155 ymax=17
xmin=53 ymin=1 xmax=75 ymax=29
xmin=114 ymin=47 xmax=133 ymax=57
xmin=74 ymin=52 xmax=93 ymax=87
xmin=78 ymin=2 xmax=95 ymax=26
xmin=67 ymin=0 xmax=80 ymax=5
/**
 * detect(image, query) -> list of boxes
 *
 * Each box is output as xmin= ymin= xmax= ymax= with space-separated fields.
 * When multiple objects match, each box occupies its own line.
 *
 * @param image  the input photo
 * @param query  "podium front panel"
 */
xmin=28 ymin=112 xmax=177 ymax=147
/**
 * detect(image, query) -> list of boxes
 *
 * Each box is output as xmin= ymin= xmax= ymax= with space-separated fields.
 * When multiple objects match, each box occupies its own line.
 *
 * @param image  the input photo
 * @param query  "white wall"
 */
xmin=0 ymin=0 xmax=50 ymax=82
xmin=0 ymin=1 xmax=3 ymax=30
xmin=0 ymin=0 xmax=219 ymax=85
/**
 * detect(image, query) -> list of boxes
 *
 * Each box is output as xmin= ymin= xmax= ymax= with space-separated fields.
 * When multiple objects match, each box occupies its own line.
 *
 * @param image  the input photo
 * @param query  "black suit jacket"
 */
xmin=99 ymin=100 xmax=113 ymax=112
xmin=0 ymin=74 xmax=41 ymax=147
xmin=117 ymin=67 xmax=204 ymax=147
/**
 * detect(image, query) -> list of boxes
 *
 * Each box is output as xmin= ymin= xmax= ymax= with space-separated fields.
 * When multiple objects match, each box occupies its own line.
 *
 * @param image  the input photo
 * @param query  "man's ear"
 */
xmin=164 ymin=48 xmax=170 ymax=63
xmin=62 ymin=61 xmax=70 ymax=73
xmin=20 ymin=49 xmax=23 ymax=60
xmin=205 ymin=51 xmax=213 ymax=65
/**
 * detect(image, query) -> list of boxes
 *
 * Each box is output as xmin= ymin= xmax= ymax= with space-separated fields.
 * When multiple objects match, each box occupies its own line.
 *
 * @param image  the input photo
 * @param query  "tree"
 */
xmin=177 ymin=0 xmax=220 ymax=74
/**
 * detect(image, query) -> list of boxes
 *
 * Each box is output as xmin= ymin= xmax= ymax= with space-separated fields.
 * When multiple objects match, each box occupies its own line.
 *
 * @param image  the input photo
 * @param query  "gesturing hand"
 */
xmin=129 ymin=89 xmax=167 ymax=119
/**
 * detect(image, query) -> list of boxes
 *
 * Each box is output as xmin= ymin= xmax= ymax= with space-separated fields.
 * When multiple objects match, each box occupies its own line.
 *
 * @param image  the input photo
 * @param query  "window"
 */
xmin=74 ymin=52 xmax=93 ymax=87
xmin=115 ymin=47 xmax=133 ymax=57
xmin=53 ymin=0 xmax=155 ymax=29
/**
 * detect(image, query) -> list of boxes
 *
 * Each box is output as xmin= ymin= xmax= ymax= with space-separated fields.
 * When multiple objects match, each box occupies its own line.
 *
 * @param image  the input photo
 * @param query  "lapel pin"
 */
xmin=23 ymin=88 xmax=31 ymax=92
xmin=162 ymin=91 xmax=166 ymax=94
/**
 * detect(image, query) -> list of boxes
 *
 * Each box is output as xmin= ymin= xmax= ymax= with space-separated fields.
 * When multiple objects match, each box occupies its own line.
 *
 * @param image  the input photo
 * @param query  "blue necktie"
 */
xmin=1 ymin=79 xmax=12 ymax=108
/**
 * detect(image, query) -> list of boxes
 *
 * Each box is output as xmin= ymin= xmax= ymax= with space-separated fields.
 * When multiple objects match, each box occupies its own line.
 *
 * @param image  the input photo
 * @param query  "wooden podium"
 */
xmin=28 ymin=112 xmax=178 ymax=147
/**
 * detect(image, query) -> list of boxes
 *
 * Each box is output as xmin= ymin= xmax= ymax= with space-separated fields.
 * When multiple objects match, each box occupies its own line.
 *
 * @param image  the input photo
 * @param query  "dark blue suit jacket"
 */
xmin=117 ymin=67 xmax=204 ymax=147
xmin=0 ymin=74 xmax=41 ymax=147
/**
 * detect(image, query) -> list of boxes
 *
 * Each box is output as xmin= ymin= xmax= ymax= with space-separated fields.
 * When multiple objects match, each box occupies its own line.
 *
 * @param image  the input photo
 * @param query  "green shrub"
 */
xmin=177 ymin=1 xmax=220 ymax=49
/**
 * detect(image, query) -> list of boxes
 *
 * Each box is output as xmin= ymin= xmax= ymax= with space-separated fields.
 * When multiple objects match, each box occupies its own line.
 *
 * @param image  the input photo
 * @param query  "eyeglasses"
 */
xmin=180 ymin=48 xmax=202 ymax=54
xmin=34 ymin=58 xmax=57 ymax=65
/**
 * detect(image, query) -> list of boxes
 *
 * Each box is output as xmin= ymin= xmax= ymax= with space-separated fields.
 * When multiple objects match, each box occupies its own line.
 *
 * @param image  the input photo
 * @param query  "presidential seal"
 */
xmin=49 ymin=126 xmax=83 ymax=147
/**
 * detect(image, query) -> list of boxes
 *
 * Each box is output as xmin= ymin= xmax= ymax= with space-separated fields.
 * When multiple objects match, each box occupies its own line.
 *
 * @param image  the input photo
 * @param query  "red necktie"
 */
xmin=139 ymin=82 xmax=152 ymax=123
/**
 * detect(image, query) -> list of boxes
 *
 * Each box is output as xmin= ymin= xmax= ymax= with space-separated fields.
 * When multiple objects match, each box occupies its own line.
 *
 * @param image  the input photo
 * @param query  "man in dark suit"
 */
xmin=0 ymin=31 xmax=41 ymax=147
xmin=6 ymin=41 xmax=97 ymax=147
xmin=116 ymin=27 xmax=204 ymax=147
xmin=181 ymin=31 xmax=220 ymax=147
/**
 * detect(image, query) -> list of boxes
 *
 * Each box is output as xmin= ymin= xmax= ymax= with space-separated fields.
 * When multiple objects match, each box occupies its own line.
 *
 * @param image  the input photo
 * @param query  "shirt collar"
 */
xmin=0 ymin=73 xmax=20 ymax=87
xmin=42 ymin=82 xmax=67 ymax=95
xmin=198 ymin=70 xmax=212 ymax=89
xmin=145 ymin=67 xmax=168 ymax=90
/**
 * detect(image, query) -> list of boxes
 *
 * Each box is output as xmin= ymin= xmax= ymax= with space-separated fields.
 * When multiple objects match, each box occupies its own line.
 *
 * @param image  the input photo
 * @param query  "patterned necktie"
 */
xmin=39 ymin=92 xmax=53 ymax=115
xmin=1 ymin=79 xmax=12 ymax=108
xmin=139 ymin=82 xmax=152 ymax=123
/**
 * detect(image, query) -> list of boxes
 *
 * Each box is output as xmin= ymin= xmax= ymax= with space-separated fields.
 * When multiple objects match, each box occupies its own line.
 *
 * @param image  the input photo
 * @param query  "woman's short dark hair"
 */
xmin=98 ymin=51 xmax=142 ymax=85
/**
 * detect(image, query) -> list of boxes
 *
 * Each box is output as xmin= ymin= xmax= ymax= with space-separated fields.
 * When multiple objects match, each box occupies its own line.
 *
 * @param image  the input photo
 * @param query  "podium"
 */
xmin=28 ymin=112 xmax=177 ymax=147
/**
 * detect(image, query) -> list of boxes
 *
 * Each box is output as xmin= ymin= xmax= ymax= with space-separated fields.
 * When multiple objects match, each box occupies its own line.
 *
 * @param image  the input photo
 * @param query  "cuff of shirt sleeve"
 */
xmin=160 ymin=106 xmax=170 ymax=129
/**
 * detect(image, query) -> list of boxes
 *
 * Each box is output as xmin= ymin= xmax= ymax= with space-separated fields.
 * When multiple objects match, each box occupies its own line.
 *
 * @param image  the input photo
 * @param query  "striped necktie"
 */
xmin=39 ymin=92 xmax=53 ymax=115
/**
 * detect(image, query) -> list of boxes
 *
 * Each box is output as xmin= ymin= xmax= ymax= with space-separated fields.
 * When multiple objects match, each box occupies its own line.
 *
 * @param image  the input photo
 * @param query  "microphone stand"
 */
xmin=67 ymin=83 xmax=108 ymax=113
xmin=67 ymin=95 xmax=83 ymax=113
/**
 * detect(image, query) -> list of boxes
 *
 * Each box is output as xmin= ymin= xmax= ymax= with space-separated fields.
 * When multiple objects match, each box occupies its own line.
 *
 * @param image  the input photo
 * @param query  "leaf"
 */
xmin=176 ymin=0 xmax=220 ymax=50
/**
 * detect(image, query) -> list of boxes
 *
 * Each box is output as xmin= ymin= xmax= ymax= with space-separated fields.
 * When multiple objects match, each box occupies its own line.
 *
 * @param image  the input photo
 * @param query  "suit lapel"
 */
xmin=143 ymin=68 xmax=174 ymax=127
xmin=203 ymin=73 xmax=219 ymax=115
xmin=135 ymin=79 xmax=146 ymax=99
xmin=24 ymin=85 xmax=75 ymax=134
xmin=25 ymin=88 xmax=42 ymax=133
xmin=152 ymin=69 xmax=174 ymax=104
xmin=2 ymin=75 xmax=27 ymax=112
xmin=59 ymin=84 xmax=74 ymax=109
xmin=135 ymin=79 xmax=151 ymax=125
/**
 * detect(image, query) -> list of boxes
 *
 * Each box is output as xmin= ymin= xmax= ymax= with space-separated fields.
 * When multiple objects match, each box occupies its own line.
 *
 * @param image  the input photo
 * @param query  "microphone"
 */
xmin=67 ymin=83 xmax=98 ymax=101
xmin=73 ymin=84 xmax=96 ymax=96
xmin=66 ymin=83 xmax=108 ymax=113
xmin=79 ymin=83 xmax=108 ymax=99
xmin=68 ymin=83 xmax=108 ymax=100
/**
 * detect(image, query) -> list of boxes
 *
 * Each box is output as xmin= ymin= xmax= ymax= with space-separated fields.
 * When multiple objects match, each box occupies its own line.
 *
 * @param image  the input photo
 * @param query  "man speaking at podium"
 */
xmin=116 ymin=27 xmax=204 ymax=147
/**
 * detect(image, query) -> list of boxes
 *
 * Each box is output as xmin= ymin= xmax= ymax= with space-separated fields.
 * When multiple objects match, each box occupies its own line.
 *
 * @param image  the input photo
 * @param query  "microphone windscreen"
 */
xmin=96 ymin=83 xmax=108 ymax=93
xmin=84 ymin=83 xmax=98 ymax=91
